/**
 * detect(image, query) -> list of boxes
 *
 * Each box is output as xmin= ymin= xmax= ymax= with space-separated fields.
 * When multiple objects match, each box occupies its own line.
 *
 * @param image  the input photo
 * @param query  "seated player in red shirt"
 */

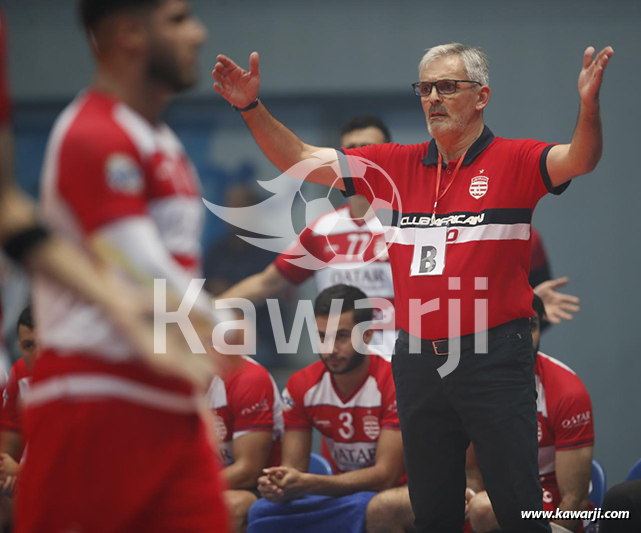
xmin=0 ymin=306 xmax=37 ymax=525
xmin=206 ymin=316 xmax=284 ymax=533
xmin=257 ymin=284 xmax=412 ymax=531
xmin=466 ymin=295 xmax=594 ymax=533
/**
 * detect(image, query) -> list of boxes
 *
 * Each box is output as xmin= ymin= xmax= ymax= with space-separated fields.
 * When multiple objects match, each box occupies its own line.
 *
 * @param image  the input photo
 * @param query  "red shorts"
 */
xmin=16 ymin=397 xmax=229 ymax=533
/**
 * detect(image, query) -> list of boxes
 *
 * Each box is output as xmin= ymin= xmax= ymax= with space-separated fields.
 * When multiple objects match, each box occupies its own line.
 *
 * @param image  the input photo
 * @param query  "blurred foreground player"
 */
xmin=1 ymin=307 xmax=38 ymax=469
xmin=17 ymin=1 xmax=228 ymax=532
xmin=0 ymin=307 xmax=37 ymax=530
xmin=0 ymin=11 xmax=176 ymax=373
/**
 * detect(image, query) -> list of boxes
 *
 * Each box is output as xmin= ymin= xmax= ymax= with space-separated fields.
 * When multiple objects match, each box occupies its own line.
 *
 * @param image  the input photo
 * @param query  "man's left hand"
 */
xmin=578 ymin=46 xmax=614 ymax=107
xmin=534 ymin=277 xmax=580 ymax=324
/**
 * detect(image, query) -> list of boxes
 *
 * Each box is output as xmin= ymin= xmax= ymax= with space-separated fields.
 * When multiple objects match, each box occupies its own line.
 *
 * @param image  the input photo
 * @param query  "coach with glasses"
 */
xmin=212 ymin=42 xmax=613 ymax=532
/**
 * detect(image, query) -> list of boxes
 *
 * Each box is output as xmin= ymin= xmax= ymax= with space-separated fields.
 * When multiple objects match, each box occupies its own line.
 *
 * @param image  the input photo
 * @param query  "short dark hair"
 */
xmin=17 ymin=306 xmax=34 ymax=333
xmin=340 ymin=115 xmax=392 ymax=143
xmin=532 ymin=294 xmax=546 ymax=321
xmin=314 ymin=284 xmax=373 ymax=325
xmin=79 ymin=0 xmax=160 ymax=31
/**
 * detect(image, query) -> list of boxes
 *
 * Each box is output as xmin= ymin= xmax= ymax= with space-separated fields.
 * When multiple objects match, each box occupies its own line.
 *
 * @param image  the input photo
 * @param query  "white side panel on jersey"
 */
xmin=148 ymin=196 xmax=204 ymax=260
xmin=303 ymin=373 xmax=382 ymax=409
xmin=18 ymin=376 xmax=31 ymax=400
xmin=538 ymin=444 xmax=556 ymax=476
xmin=535 ymin=374 xmax=548 ymax=418
xmin=207 ymin=375 xmax=228 ymax=409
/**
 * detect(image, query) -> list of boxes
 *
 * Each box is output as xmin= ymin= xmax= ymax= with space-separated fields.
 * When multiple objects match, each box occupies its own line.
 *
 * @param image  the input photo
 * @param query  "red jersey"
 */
xmin=207 ymin=356 xmax=284 ymax=469
xmin=0 ymin=11 xmax=10 ymax=124
xmin=32 ymin=89 xmax=204 ymax=410
xmin=341 ymin=127 xmax=569 ymax=339
xmin=282 ymin=351 xmax=401 ymax=476
xmin=535 ymin=352 xmax=594 ymax=496
xmin=275 ymin=204 xmax=396 ymax=354
xmin=0 ymin=358 xmax=30 ymax=460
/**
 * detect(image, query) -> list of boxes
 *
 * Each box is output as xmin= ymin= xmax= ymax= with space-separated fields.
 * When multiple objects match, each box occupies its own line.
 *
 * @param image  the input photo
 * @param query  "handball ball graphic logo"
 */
xmin=203 ymin=150 xmax=402 ymax=271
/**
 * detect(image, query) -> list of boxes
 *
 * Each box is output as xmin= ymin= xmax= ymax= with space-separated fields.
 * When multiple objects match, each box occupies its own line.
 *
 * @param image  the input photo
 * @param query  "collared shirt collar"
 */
xmin=421 ymin=125 xmax=495 ymax=167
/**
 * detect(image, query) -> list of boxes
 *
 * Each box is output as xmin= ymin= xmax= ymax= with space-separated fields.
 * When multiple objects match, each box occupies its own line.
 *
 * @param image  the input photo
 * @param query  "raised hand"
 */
xmin=533 ymin=276 xmax=581 ymax=324
xmin=578 ymin=46 xmax=614 ymax=107
xmin=212 ymin=52 xmax=261 ymax=108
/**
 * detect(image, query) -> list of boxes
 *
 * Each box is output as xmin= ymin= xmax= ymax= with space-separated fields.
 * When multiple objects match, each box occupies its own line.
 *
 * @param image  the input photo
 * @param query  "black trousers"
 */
xmin=392 ymin=319 xmax=551 ymax=533
xmin=600 ymin=480 xmax=641 ymax=532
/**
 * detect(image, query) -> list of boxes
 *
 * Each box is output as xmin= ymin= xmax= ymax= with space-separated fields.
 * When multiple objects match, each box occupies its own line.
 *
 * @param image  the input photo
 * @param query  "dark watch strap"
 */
xmin=231 ymin=98 xmax=260 ymax=112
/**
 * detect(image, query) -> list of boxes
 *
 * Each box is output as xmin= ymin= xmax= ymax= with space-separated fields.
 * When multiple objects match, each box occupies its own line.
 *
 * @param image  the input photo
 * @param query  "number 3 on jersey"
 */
xmin=410 ymin=226 xmax=447 ymax=276
xmin=338 ymin=412 xmax=355 ymax=439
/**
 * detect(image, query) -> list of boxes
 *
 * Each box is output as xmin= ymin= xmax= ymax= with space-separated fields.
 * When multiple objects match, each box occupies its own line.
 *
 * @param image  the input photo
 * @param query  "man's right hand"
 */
xmin=213 ymin=52 xmax=261 ymax=108
xmin=257 ymin=473 xmax=285 ymax=503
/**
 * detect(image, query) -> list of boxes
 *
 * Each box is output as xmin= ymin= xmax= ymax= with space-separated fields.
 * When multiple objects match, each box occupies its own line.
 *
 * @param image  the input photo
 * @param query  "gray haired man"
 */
xmin=212 ymin=42 xmax=613 ymax=532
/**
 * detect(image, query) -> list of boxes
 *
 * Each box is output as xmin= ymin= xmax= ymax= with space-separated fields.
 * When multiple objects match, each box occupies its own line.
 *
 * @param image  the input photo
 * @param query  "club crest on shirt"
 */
xmin=105 ymin=153 xmax=144 ymax=195
xmin=363 ymin=415 xmax=380 ymax=440
xmin=281 ymin=388 xmax=295 ymax=412
xmin=469 ymin=175 xmax=489 ymax=199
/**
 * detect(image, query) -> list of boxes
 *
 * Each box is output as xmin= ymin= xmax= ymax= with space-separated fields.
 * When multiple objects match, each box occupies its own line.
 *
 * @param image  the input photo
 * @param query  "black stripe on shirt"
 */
xmin=393 ymin=207 xmax=533 ymax=228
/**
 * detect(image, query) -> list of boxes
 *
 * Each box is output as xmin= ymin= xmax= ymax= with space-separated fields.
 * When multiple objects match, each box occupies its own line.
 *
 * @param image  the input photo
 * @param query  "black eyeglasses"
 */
xmin=412 ymin=79 xmax=482 ymax=97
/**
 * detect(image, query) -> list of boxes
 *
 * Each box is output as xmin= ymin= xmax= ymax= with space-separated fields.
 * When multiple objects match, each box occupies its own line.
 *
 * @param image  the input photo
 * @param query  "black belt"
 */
xmin=397 ymin=318 xmax=531 ymax=356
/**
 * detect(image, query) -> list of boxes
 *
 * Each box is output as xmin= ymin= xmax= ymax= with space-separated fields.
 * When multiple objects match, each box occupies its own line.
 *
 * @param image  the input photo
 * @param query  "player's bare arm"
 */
xmin=553 ymin=447 xmax=593 ymax=532
xmin=223 ymin=431 xmax=273 ymax=490
xmin=279 ymin=429 xmax=313 ymax=472
xmin=216 ymin=263 xmax=291 ymax=304
xmin=91 ymin=223 xmax=219 ymax=390
xmin=269 ymin=429 xmax=404 ymax=498
xmin=0 ymin=433 xmax=20 ymax=465
xmin=547 ymin=46 xmax=614 ymax=186
xmin=212 ymin=53 xmax=343 ymax=189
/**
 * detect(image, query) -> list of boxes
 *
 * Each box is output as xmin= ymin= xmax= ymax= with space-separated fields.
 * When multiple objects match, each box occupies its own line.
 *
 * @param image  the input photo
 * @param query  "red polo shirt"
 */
xmin=340 ymin=126 xmax=568 ymax=340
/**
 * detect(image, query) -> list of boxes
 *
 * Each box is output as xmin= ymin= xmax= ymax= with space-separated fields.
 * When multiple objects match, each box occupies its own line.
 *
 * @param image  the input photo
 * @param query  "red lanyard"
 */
xmin=432 ymin=148 xmax=469 ymax=223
